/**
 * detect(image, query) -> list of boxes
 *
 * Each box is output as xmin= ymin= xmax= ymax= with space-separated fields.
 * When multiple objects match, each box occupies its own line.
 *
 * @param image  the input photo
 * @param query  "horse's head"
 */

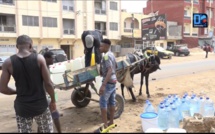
xmin=133 ymin=49 xmax=144 ymax=59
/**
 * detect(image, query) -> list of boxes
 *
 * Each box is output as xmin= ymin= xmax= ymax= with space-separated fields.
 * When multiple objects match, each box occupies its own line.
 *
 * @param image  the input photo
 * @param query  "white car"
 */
xmin=0 ymin=52 xmax=14 ymax=69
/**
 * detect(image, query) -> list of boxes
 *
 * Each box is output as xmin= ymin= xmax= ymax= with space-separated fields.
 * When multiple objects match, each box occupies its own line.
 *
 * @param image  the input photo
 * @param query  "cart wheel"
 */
xmin=71 ymin=87 xmax=91 ymax=108
xmin=107 ymin=94 xmax=125 ymax=119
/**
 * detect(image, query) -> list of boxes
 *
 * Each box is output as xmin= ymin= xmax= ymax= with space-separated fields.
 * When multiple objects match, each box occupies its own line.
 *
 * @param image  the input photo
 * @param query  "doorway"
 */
xmin=61 ymin=45 xmax=71 ymax=60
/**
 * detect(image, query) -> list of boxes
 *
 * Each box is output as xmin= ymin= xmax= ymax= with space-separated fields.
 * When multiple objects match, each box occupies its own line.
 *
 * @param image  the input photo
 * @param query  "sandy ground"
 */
xmin=0 ymin=49 xmax=215 ymax=133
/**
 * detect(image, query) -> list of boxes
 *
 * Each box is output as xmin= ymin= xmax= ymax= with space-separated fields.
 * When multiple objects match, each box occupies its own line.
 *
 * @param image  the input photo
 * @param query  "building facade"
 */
xmin=0 ymin=0 xmax=121 ymax=59
xmin=143 ymin=0 xmax=215 ymax=48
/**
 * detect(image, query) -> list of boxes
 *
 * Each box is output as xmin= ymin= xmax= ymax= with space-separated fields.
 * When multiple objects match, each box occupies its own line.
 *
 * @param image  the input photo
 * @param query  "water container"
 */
xmin=157 ymin=102 xmax=165 ymax=113
xmin=180 ymin=100 xmax=191 ymax=118
xmin=145 ymin=102 xmax=155 ymax=113
xmin=158 ymin=106 xmax=168 ymax=130
xmin=72 ymin=57 xmax=83 ymax=71
xmin=64 ymin=60 xmax=74 ymax=71
xmin=190 ymin=96 xmax=199 ymax=117
xmin=168 ymin=108 xmax=179 ymax=128
xmin=199 ymin=97 xmax=205 ymax=115
xmin=175 ymin=97 xmax=183 ymax=121
xmin=50 ymin=63 xmax=67 ymax=85
xmin=140 ymin=112 xmax=158 ymax=132
xmin=145 ymin=128 xmax=164 ymax=133
xmin=95 ymin=76 xmax=103 ymax=90
xmin=143 ymin=100 xmax=150 ymax=112
xmin=166 ymin=128 xmax=186 ymax=133
xmin=204 ymin=97 xmax=215 ymax=117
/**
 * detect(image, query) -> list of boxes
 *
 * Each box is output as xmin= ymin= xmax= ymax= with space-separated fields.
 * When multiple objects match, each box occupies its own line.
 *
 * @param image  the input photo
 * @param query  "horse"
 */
xmin=120 ymin=50 xmax=161 ymax=102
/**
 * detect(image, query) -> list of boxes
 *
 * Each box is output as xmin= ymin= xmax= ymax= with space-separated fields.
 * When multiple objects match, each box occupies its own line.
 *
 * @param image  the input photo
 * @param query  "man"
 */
xmin=0 ymin=35 xmax=56 ymax=133
xmin=40 ymin=51 xmax=62 ymax=133
xmin=81 ymin=30 xmax=103 ymax=67
xmin=204 ymin=43 xmax=210 ymax=58
xmin=98 ymin=39 xmax=117 ymax=130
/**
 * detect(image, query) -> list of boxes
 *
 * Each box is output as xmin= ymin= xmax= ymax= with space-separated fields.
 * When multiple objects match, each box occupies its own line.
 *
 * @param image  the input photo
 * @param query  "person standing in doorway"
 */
xmin=98 ymin=39 xmax=117 ymax=131
xmin=0 ymin=35 xmax=56 ymax=133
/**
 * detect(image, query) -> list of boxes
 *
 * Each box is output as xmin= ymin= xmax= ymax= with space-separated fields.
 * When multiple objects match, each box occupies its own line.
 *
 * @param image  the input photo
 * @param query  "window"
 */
xmin=193 ymin=0 xmax=198 ymax=3
xmin=1 ymin=0 xmax=14 ymax=4
xmin=62 ymin=0 xmax=74 ymax=12
xmin=124 ymin=22 xmax=126 ymax=28
xmin=42 ymin=0 xmax=56 ymax=2
xmin=110 ymin=22 xmax=118 ymax=31
xmin=43 ymin=17 xmax=57 ymax=27
xmin=22 ymin=15 xmax=39 ymax=26
xmin=184 ymin=10 xmax=188 ymax=16
xmin=110 ymin=2 xmax=117 ymax=10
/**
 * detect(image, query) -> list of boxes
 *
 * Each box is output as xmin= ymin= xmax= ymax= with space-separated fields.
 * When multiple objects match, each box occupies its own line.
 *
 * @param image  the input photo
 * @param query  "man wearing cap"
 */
xmin=81 ymin=30 xmax=103 ymax=67
xmin=98 ymin=39 xmax=117 ymax=130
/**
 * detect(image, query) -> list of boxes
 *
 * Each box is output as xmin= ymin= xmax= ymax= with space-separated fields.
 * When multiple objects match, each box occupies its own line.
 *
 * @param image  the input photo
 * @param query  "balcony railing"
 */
xmin=0 ymin=25 xmax=16 ymax=32
xmin=184 ymin=15 xmax=191 ymax=19
xmin=63 ymin=29 xmax=75 ymax=35
xmin=95 ymin=9 xmax=106 ymax=15
xmin=192 ymin=33 xmax=198 ymax=36
xmin=0 ymin=0 xmax=14 ymax=5
xmin=124 ymin=28 xmax=132 ymax=33
xmin=183 ymin=32 xmax=190 ymax=35
xmin=96 ymin=29 xmax=106 ymax=35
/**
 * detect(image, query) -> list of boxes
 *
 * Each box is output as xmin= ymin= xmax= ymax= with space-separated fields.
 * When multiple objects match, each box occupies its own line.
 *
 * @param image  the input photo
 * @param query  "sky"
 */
xmin=121 ymin=0 xmax=147 ymax=13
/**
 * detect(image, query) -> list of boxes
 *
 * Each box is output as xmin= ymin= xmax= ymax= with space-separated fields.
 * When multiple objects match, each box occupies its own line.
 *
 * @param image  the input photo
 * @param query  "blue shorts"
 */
xmin=99 ymin=83 xmax=116 ymax=109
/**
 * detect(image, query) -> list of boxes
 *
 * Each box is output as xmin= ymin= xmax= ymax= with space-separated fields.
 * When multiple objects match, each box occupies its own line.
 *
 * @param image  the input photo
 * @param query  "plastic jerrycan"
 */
xmin=50 ymin=62 xmax=66 ymax=85
xmin=90 ymin=47 xmax=95 ymax=66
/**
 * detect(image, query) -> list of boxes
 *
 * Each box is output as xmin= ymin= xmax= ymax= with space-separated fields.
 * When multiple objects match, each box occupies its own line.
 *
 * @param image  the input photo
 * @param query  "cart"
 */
xmin=54 ymin=55 xmax=146 ymax=119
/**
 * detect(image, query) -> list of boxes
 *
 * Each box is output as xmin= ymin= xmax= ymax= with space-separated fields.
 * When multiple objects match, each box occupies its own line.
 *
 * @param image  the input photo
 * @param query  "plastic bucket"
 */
xmin=140 ymin=112 xmax=158 ymax=132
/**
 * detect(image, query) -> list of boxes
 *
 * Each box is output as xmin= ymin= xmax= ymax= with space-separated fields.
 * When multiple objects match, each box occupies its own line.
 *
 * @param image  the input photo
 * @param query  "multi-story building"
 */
xmin=143 ymin=0 xmax=215 ymax=48
xmin=0 ymin=0 xmax=121 ymax=59
xmin=119 ymin=10 xmax=150 ymax=47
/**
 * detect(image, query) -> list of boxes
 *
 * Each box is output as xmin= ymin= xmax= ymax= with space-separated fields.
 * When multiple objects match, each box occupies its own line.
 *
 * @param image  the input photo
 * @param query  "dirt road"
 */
xmin=0 ymin=50 xmax=215 ymax=133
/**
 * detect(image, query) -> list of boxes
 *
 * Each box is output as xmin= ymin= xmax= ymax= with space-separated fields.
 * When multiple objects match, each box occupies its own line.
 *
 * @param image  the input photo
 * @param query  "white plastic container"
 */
xmin=49 ymin=63 xmax=66 ymax=85
xmin=140 ymin=112 xmax=158 ymax=132
xmin=145 ymin=128 xmax=164 ymax=133
xmin=166 ymin=128 xmax=186 ymax=133
xmin=64 ymin=60 xmax=74 ymax=71
xmin=72 ymin=57 xmax=83 ymax=71
xmin=95 ymin=76 xmax=103 ymax=90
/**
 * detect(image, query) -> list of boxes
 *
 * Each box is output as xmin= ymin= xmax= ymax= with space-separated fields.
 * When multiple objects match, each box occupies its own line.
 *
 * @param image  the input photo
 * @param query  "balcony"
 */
xmin=63 ymin=29 xmax=74 ymax=35
xmin=0 ymin=25 xmax=16 ymax=32
xmin=95 ymin=9 xmax=106 ymax=15
xmin=0 ymin=0 xmax=14 ymax=5
xmin=124 ymin=28 xmax=132 ymax=33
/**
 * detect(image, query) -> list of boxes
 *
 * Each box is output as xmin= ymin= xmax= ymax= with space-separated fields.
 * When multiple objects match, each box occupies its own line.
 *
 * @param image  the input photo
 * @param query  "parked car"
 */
xmin=0 ymin=52 xmax=14 ymax=69
xmin=142 ymin=46 xmax=174 ymax=59
xmin=167 ymin=45 xmax=190 ymax=56
xmin=38 ymin=48 xmax=68 ymax=63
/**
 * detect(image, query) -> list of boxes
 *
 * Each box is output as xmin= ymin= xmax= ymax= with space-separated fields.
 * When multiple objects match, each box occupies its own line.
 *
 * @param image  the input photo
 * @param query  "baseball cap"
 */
xmin=85 ymin=35 xmax=94 ymax=48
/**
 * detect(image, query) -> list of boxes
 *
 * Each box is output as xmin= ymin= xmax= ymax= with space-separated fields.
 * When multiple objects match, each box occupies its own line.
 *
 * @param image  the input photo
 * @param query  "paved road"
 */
xmin=1 ymin=58 xmax=215 ymax=97
xmin=132 ymin=58 xmax=215 ymax=85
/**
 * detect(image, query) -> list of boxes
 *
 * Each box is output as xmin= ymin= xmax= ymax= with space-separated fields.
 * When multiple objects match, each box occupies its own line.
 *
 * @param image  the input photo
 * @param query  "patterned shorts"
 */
xmin=16 ymin=108 xmax=53 ymax=133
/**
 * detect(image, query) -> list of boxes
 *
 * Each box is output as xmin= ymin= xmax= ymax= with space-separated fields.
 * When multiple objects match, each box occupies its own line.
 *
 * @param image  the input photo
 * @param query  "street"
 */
xmin=0 ymin=53 xmax=214 ymax=132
